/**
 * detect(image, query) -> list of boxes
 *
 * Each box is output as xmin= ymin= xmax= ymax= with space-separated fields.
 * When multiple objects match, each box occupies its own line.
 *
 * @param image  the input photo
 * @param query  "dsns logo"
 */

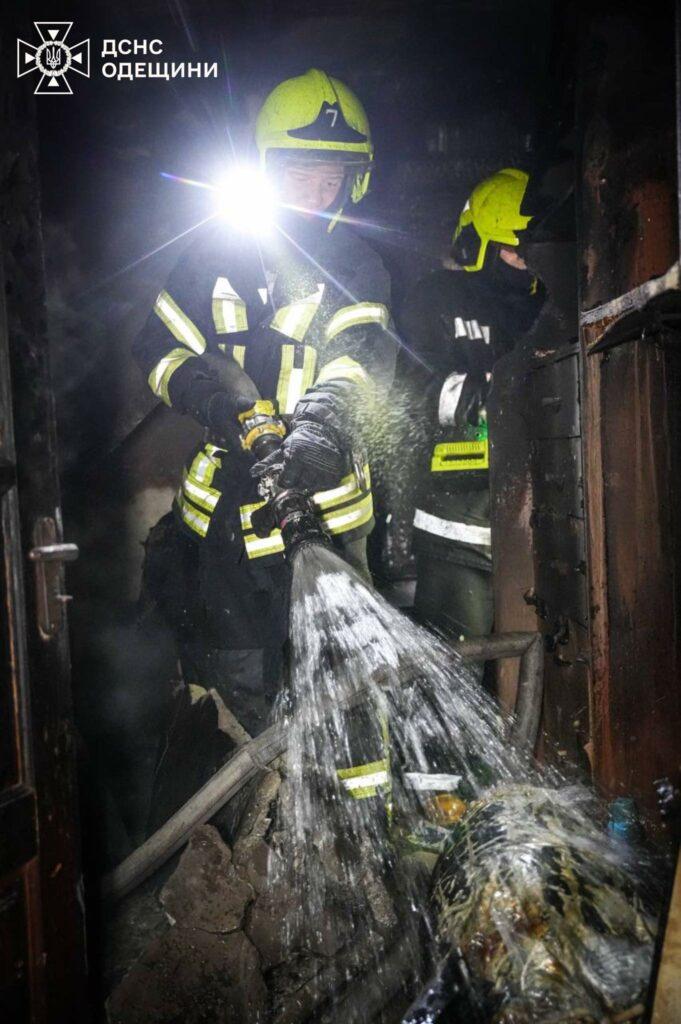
xmin=17 ymin=22 xmax=90 ymax=95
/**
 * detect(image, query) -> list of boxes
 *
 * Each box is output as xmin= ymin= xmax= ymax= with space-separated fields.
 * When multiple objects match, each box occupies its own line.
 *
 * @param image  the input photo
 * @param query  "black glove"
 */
xmin=251 ymin=419 xmax=347 ymax=492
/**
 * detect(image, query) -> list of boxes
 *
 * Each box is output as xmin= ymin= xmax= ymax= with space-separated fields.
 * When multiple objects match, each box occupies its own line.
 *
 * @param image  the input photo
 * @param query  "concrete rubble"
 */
xmin=106 ymin=768 xmax=415 ymax=1024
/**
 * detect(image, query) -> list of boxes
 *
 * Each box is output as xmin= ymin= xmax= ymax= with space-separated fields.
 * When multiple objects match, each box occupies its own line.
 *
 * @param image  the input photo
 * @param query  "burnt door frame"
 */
xmin=0 ymin=40 xmax=89 ymax=1022
xmin=577 ymin=1 xmax=681 ymax=824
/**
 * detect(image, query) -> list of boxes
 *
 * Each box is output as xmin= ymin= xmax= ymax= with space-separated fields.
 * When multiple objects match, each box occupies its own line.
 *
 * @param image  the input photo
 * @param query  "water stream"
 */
xmin=268 ymin=543 xmax=658 ymax=1022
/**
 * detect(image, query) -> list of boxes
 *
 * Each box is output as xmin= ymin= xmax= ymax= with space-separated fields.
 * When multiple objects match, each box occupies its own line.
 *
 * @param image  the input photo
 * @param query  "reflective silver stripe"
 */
xmin=176 ymin=492 xmax=210 ymax=537
xmin=148 ymin=347 xmax=197 ymax=406
xmin=277 ymin=344 xmax=318 ymax=414
xmin=243 ymin=532 xmax=285 ymax=557
xmin=452 ymin=316 xmax=489 ymax=342
xmin=337 ymin=757 xmax=390 ymax=799
xmin=182 ymin=471 xmax=219 ymax=512
xmin=154 ymin=290 xmax=206 ymax=354
xmin=325 ymin=302 xmax=389 ymax=342
xmin=437 ymin=372 xmax=467 ymax=427
xmin=284 ymin=362 xmax=303 ymax=405
xmin=323 ymin=494 xmax=373 ymax=534
xmin=316 ymin=355 xmax=370 ymax=388
xmin=313 ymin=468 xmax=365 ymax=510
xmin=405 ymin=772 xmax=462 ymax=792
xmin=179 ymin=447 xmax=223 ymax=517
xmin=340 ymin=770 xmax=389 ymax=793
xmin=212 ymin=277 xmax=247 ymax=334
xmin=270 ymin=284 xmax=324 ymax=342
xmin=275 ymin=344 xmax=295 ymax=414
xmin=413 ymin=509 xmax=491 ymax=548
xmin=191 ymin=451 xmax=221 ymax=484
xmin=258 ymin=287 xmax=268 ymax=305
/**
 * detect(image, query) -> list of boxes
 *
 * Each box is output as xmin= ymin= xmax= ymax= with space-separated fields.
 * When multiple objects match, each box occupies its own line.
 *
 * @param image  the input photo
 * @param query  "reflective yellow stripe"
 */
xmin=313 ymin=465 xmax=368 ymax=511
xmin=325 ymin=302 xmax=389 ymax=343
xmin=337 ymin=757 xmax=390 ymax=799
xmin=182 ymin=469 xmax=220 ymax=513
xmin=243 ymin=531 xmax=285 ymax=558
xmin=175 ymin=446 xmax=225 ymax=530
xmin=275 ymin=344 xmax=317 ymax=415
xmin=322 ymin=492 xmax=373 ymax=535
xmin=240 ymin=465 xmax=370 ymax=531
xmin=189 ymin=449 xmax=222 ymax=485
xmin=176 ymin=491 xmax=210 ymax=537
xmin=154 ymin=290 xmax=206 ymax=354
xmin=204 ymin=444 xmax=226 ymax=462
xmin=431 ymin=440 xmax=489 ymax=472
xmin=240 ymin=500 xmax=264 ymax=530
xmin=276 ymin=344 xmax=295 ymax=414
xmin=212 ymin=277 xmax=248 ymax=334
xmin=315 ymin=355 xmax=370 ymax=388
xmin=301 ymin=344 xmax=317 ymax=394
xmin=270 ymin=284 xmax=324 ymax=342
xmin=232 ymin=345 xmax=246 ymax=367
xmin=241 ymin=489 xmax=373 ymax=559
xmin=148 ymin=347 xmax=197 ymax=406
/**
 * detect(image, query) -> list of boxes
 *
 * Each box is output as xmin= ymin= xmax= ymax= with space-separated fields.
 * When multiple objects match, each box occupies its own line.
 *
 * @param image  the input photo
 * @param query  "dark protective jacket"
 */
xmin=398 ymin=263 xmax=544 ymax=566
xmin=133 ymin=218 xmax=397 ymax=565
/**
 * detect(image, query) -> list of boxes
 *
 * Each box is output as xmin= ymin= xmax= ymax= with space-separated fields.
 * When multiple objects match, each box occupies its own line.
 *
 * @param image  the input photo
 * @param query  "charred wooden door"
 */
xmin=0 ymin=265 xmax=88 ymax=1022
xmin=0 ymin=33 xmax=88 ymax=1024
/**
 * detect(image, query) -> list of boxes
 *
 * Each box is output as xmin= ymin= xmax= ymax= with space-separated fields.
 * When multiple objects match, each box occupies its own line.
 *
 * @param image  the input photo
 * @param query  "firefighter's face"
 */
xmin=277 ymin=160 xmax=346 ymax=215
xmin=499 ymin=246 xmax=528 ymax=271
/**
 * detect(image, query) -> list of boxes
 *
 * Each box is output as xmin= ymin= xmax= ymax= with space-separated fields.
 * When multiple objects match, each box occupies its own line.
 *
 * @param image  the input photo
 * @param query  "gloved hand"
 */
xmin=251 ymin=419 xmax=347 ymax=492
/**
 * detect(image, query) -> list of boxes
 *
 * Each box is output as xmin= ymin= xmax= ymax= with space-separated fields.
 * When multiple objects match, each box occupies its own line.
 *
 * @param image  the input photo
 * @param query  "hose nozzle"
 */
xmin=251 ymin=488 xmax=329 ymax=558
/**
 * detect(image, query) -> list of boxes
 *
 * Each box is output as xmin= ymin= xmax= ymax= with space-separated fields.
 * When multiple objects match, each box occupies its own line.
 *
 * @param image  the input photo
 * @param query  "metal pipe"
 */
xmin=512 ymin=633 xmax=544 ymax=751
xmin=451 ymin=631 xmax=539 ymax=662
xmin=452 ymin=631 xmax=544 ymax=752
xmin=102 ymin=631 xmax=544 ymax=905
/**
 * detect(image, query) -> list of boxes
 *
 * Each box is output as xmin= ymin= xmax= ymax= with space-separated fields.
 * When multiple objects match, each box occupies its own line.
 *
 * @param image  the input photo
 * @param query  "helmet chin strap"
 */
xmin=325 ymin=172 xmax=356 ymax=233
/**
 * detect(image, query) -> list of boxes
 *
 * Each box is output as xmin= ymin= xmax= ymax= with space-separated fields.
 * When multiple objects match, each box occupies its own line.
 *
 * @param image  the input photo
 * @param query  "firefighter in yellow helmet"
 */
xmin=133 ymin=71 xmax=396 ymax=764
xmin=395 ymin=168 xmax=545 ymax=644
xmin=451 ymin=167 xmax=533 ymax=272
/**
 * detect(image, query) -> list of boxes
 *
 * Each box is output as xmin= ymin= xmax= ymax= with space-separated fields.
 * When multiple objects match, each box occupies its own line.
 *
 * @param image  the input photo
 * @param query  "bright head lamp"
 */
xmin=212 ymin=165 xmax=276 ymax=235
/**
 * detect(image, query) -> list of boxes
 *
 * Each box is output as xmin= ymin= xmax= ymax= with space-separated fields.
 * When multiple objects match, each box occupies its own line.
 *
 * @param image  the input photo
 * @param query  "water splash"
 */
xmin=269 ymin=543 xmax=658 ymax=1020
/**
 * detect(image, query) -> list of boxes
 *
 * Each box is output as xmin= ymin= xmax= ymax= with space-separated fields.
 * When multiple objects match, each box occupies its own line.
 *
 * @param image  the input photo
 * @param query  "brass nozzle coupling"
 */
xmin=238 ymin=399 xmax=286 ymax=458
